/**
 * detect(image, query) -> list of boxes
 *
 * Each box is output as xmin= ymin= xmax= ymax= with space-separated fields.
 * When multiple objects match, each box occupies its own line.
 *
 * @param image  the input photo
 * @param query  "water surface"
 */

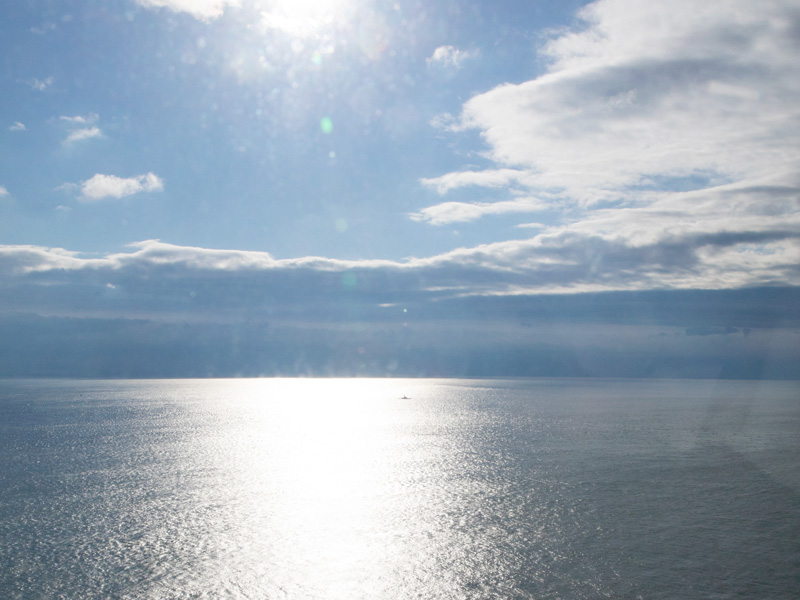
xmin=1 ymin=378 xmax=798 ymax=598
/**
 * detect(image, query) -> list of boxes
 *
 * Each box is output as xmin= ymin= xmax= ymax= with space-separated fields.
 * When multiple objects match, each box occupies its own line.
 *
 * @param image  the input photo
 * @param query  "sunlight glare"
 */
xmin=215 ymin=378 xmax=407 ymax=596
xmin=258 ymin=0 xmax=351 ymax=37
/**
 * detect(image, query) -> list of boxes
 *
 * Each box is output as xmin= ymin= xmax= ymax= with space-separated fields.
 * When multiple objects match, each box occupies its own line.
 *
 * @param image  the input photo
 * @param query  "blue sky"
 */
xmin=1 ymin=0 xmax=799 ymax=378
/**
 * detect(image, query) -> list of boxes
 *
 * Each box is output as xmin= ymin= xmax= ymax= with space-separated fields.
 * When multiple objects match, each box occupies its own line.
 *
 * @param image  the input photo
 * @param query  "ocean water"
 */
xmin=1 ymin=378 xmax=798 ymax=599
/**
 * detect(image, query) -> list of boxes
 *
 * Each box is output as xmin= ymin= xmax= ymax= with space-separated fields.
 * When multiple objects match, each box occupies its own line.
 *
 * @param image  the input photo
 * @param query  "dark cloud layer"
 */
xmin=2 ymin=287 xmax=797 ymax=379
xmin=1 ymin=240 xmax=798 ymax=379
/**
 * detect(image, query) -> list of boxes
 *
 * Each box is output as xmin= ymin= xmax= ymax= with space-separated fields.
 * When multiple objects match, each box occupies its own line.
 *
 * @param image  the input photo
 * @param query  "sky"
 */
xmin=1 ymin=0 xmax=799 ymax=378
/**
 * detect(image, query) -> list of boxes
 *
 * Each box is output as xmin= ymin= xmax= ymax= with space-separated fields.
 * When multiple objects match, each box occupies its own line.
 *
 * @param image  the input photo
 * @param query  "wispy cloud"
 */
xmin=60 ymin=114 xmax=103 ymax=145
xmin=30 ymin=22 xmax=58 ymax=35
xmin=410 ymin=198 xmax=549 ymax=225
xmin=421 ymin=169 xmax=529 ymax=195
xmin=516 ymin=223 xmax=547 ymax=230
xmin=78 ymin=173 xmax=164 ymax=202
xmin=134 ymin=0 xmax=239 ymax=21
xmin=59 ymin=113 xmax=98 ymax=125
xmin=426 ymin=45 xmax=479 ymax=69
xmin=28 ymin=77 xmax=53 ymax=91
xmin=0 ymin=186 xmax=8 ymax=197
xmin=65 ymin=127 xmax=103 ymax=145
xmin=9 ymin=122 xmax=25 ymax=131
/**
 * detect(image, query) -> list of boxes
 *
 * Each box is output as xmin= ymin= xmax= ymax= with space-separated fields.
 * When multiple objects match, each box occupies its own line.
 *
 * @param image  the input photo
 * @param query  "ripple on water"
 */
xmin=1 ymin=378 xmax=799 ymax=599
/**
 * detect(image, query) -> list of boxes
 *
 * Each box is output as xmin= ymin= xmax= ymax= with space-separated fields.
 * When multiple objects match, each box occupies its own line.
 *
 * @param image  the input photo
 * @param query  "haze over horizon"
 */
xmin=1 ymin=0 xmax=799 ymax=378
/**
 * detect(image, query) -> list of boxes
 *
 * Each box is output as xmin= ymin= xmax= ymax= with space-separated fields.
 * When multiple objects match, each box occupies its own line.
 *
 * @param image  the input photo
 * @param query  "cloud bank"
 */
xmin=417 ymin=0 xmax=800 ymax=294
xmin=0 ymin=239 xmax=797 ymax=378
xmin=432 ymin=0 xmax=800 ymax=203
xmin=1 ymin=233 xmax=797 ymax=310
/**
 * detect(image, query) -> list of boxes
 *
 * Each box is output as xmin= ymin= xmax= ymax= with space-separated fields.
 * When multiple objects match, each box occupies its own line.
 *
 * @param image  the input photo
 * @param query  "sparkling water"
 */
xmin=1 ymin=378 xmax=798 ymax=599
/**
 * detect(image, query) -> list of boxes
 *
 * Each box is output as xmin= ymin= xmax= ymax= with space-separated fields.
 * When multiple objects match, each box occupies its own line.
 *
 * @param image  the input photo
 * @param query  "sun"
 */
xmin=258 ymin=0 xmax=352 ymax=38
xmin=221 ymin=0 xmax=386 ymax=84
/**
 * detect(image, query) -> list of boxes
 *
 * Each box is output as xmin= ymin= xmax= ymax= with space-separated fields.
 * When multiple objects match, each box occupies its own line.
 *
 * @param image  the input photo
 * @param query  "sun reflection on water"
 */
xmin=196 ymin=378 xmax=446 ymax=598
xmin=6 ymin=379 xmax=796 ymax=598
xmin=140 ymin=378 xmax=601 ymax=598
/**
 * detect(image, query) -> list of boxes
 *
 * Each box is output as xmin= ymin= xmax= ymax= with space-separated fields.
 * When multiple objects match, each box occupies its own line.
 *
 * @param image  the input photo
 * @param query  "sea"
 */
xmin=1 ymin=377 xmax=798 ymax=599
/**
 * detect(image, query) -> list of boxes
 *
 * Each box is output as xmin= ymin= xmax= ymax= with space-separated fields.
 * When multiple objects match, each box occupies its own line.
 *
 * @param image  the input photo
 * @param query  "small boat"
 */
xmin=400 ymin=395 xmax=410 ymax=399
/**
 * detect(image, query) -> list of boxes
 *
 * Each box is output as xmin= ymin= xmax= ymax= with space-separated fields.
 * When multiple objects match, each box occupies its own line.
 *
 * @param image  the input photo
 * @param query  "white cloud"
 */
xmin=2 ymin=220 xmax=798 ymax=302
xmin=417 ymin=0 xmax=800 ymax=293
xmin=440 ymin=0 xmax=800 ymax=206
xmin=410 ymin=198 xmax=549 ymax=225
xmin=59 ymin=113 xmax=99 ymax=125
xmin=427 ymin=45 xmax=479 ymax=69
xmin=516 ymin=223 xmax=547 ymax=230
xmin=9 ymin=122 xmax=25 ymax=131
xmin=107 ymin=240 xmax=280 ymax=271
xmin=0 ymin=240 xmax=397 ymax=280
xmin=0 ymin=244 xmax=91 ymax=275
xmin=0 ymin=186 xmax=8 ymax=196
xmin=78 ymin=173 xmax=164 ymax=202
xmin=60 ymin=114 xmax=103 ymax=145
xmin=421 ymin=169 xmax=530 ymax=195
xmin=64 ymin=127 xmax=103 ymax=145
xmin=134 ymin=0 xmax=239 ymax=20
